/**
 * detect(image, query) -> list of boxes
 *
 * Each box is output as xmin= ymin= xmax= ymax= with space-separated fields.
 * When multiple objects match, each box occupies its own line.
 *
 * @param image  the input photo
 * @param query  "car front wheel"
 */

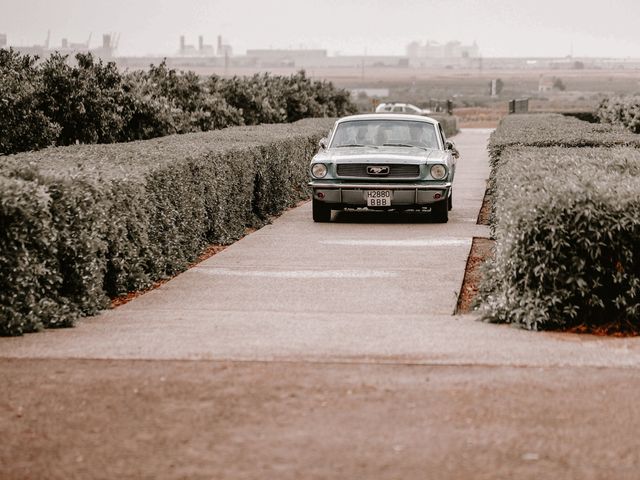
xmin=312 ymin=198 xmax=331 ymax=222
xmin=431 ymin=199 xmax=449 ymax=223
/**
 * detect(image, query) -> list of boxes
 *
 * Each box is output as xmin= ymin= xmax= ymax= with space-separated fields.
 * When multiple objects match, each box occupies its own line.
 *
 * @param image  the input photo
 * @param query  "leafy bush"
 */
xmin=131 ymin=61 xmax=244 ymax=136
xmin=117 ymin=70 xmax=178 ymax=141
xmin=597 ymin=96 xmax=640 ymax=134
xmin=0 ymin=49 xmax=60 ymax=154
xmin=210 ymin=71 xmax=356 ymax=126
xmin=0 ymin=175 xmax=75 ymax=335
xmin=0 ymin=118 xmax=334 ymax=335
xmin=479 ymin=145 xmax=640 ymax=331
xmin=38 ymin=52 xmax=126 ymax=145
xmin=0 ymin=49 xmax=356 ymax=155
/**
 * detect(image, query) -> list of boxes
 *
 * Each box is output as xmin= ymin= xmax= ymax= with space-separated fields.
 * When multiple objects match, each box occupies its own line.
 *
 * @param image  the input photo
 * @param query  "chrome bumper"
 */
xmin=309 ymin=182 xmax=452 ymax=206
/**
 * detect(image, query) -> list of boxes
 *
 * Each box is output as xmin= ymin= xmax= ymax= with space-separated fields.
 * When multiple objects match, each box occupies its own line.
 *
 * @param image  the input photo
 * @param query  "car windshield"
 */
xmin=330 ymin=119 xmax=440 ymax=149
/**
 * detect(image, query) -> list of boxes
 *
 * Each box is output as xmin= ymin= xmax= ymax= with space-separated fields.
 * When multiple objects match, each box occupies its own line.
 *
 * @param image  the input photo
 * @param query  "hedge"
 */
xmin=488 ymin=113 xmax=640 ymax=161
xmin=485 ymin=114 xmax=640 ymax=233
xmin=478 ymin=144 xmax=640 ymax=330
xmin=0 ymin=118 xmax=335 ymax=336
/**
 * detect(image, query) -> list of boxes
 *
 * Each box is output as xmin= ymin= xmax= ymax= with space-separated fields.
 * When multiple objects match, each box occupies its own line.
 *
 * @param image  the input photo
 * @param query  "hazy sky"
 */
xmin=2 ymin=0 xmax=639 ymax=58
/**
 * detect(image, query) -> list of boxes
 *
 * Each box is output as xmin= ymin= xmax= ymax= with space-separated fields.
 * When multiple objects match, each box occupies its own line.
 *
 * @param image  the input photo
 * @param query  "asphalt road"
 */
xmin=2 ymin=128 xmax=640 ymax=480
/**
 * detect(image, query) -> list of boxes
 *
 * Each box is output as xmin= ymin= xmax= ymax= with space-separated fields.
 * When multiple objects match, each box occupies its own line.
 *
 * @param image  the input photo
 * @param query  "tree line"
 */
xmin=0 ymin=49 xmax=356 ymax=155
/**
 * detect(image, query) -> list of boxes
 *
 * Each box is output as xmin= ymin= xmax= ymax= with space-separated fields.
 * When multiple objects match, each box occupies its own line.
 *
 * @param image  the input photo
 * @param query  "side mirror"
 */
xmin=446 ymin=140 xmax=459 ymax=159
xmin=319 ymin=138 xmax=328 ymax=150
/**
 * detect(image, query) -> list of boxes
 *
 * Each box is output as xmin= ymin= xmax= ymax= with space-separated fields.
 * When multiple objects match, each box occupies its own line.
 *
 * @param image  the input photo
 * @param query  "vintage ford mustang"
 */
xmin=309 ymin=114 xmax=458 ymax=222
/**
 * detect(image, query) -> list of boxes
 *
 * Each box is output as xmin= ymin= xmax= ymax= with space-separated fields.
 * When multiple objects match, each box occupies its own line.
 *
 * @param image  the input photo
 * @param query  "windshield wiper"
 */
xmin=335 ymin=144 xmax=380 ymax=149
xmin=382 ymin=143 xmax=428 ymax=150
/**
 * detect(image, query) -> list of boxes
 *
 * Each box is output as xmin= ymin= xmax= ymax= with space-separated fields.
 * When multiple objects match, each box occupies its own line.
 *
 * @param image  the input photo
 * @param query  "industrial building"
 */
xmin=406 ymin=40 xmax=481 ymax=67
xmin=178 ymin=35 xmax=232 ymax=57
xmin=4 ymin=33 xmax=640 ymax=72
xmin=0 ymin=32 xmax=118 ymax=59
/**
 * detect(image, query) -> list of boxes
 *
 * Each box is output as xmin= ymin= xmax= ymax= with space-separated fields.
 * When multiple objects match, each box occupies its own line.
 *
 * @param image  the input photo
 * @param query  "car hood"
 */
xmin=313 ymin=146 xmax=448 ymax=164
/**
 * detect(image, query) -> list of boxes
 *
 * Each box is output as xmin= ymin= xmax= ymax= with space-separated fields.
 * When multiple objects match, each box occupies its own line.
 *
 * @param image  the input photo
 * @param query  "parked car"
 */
xmin=375 ymin=102 xmax=432 ymax=115
xmin=309 ymin=113 xmax=458 ymax=222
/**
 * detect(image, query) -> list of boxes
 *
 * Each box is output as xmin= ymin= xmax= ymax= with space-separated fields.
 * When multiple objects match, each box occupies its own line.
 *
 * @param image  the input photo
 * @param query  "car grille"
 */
xmin=336 ymin=164 xmax=420 ymax=178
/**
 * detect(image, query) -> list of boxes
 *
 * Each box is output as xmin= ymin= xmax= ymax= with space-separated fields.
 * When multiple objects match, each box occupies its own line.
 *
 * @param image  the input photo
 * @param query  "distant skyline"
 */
xmin=2 ymin=0 xmax=640 ymax=58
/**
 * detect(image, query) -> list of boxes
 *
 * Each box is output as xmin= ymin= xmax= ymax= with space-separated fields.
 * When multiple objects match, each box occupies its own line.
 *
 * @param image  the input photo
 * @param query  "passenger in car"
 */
xmin=374 ymin=127 xmax=391 ymax=146
xmin=409 ymin=124 xmax=438 ymax=149
xmin=355 ymin=126 xmax=370 ymax=145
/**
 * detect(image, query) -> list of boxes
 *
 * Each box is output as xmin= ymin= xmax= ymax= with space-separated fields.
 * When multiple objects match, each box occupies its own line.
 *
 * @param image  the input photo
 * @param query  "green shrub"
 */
xmin=0 ymin=118 xmax=334 ymax=335
xmin=597 ymin=96 xmax=640 ymax=134
xmin=0 ymin=50 xmax=355 ymax=155
xmin=38 ymin=52 xmax=127 ymax=145
xmin=478 ymin=146 xmax=640 ymax=330
xmin=131 ymin=61 xmax=244 ymax=136
xmin=210 ymin=70 xmax=356 ymax=126
xmin=0 ymin=49 xmax=60 ymax=155
xmin=0 ymin=175 xmax=76 ymax=335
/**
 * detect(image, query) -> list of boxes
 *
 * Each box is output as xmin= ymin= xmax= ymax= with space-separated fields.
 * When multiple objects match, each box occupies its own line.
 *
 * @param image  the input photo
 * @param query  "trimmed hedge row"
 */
xmin=488 ymin=113 xmax=640 ymax=161
xmin=0 ymin=118 xmax=334 ymax=336
xmin=486 ymin=113 xmax=640 ymax=235
xmin=479 ymin=146 xmax=640 ymax=330
xmin=597 ymin=96 xmax=640 ymax=134
xmin=480 ymin=114 xmax=640 ymax=330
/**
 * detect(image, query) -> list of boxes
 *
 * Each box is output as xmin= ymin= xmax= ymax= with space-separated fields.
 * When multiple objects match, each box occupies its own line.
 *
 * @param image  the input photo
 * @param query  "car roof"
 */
xmin=377 ymin=102 xmax=420 ymax=108
xmin=336 ymin=113 xmax=439 ymax=125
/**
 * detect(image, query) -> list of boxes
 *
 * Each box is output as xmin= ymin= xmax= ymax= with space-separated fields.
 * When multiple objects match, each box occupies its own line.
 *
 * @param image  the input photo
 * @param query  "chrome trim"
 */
xmin=309 ymin=182 xmax=452 ymax=190
xmin=337 ymin=163 xmax=421 ymax=179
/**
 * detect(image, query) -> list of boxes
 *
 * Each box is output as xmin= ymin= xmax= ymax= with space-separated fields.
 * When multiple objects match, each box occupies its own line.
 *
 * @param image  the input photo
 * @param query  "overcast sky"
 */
xmin=2 ymin=0 xmax=639 ymax=58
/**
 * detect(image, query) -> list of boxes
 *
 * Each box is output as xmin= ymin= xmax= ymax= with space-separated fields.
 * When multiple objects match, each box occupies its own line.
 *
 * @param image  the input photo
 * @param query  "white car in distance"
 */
xmin=375 ymin=102 xmax=432 ymax=115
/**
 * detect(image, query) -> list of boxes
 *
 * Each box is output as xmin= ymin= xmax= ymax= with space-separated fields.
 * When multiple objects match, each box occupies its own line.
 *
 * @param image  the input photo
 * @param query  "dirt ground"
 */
xmin=453 ymin=107 xmax=506 ymax=128
xmin=456 ymin=237 xmax=495 ymax=314
xmin=2 ymin=358 xmax=640 ymax=480
xmin=456 ymin=184 xmax=494 ymax=314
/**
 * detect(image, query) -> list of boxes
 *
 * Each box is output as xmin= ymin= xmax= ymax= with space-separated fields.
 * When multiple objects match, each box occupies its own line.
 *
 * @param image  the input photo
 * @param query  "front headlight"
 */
xmin=430 ymin=164 xmax=447 ymax=180
xmin=311 ymin=163 xmax=327 ymax=178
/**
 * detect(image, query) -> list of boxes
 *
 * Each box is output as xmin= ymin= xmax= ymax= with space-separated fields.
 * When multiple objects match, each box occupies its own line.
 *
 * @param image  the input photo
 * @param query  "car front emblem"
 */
xmin=367 ymin=165 xmax=390 ymax=176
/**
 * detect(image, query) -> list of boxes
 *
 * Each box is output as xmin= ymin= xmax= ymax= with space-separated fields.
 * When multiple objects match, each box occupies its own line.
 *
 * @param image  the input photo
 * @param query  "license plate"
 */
xmin=366 ymin=190 xmax=392 ymax=207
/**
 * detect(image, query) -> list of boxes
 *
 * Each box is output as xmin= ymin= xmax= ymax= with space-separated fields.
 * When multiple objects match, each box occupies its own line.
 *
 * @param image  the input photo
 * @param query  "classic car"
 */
xmin=308 ymin=113 xmax=458 ymax=222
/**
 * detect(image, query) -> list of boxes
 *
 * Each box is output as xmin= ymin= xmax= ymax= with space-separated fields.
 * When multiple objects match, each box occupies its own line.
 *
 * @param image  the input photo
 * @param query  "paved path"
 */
xmin=2 ymin=129 xmax=640 ymax=480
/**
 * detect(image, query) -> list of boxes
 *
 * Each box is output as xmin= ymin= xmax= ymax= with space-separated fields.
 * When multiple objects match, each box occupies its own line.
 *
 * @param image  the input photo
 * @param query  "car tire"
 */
xmin=312 ymin=198 xmax=331 ymax=222
xmin=431 ymin=199 xmax=449 ymax=223
xmin=448 ymin=190 xmax=453 ymax=211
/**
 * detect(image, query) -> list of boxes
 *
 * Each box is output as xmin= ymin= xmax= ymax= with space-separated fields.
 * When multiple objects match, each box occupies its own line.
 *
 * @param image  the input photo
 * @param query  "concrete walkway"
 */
xmin=2 ymin=128 xmax=640 ymax=480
